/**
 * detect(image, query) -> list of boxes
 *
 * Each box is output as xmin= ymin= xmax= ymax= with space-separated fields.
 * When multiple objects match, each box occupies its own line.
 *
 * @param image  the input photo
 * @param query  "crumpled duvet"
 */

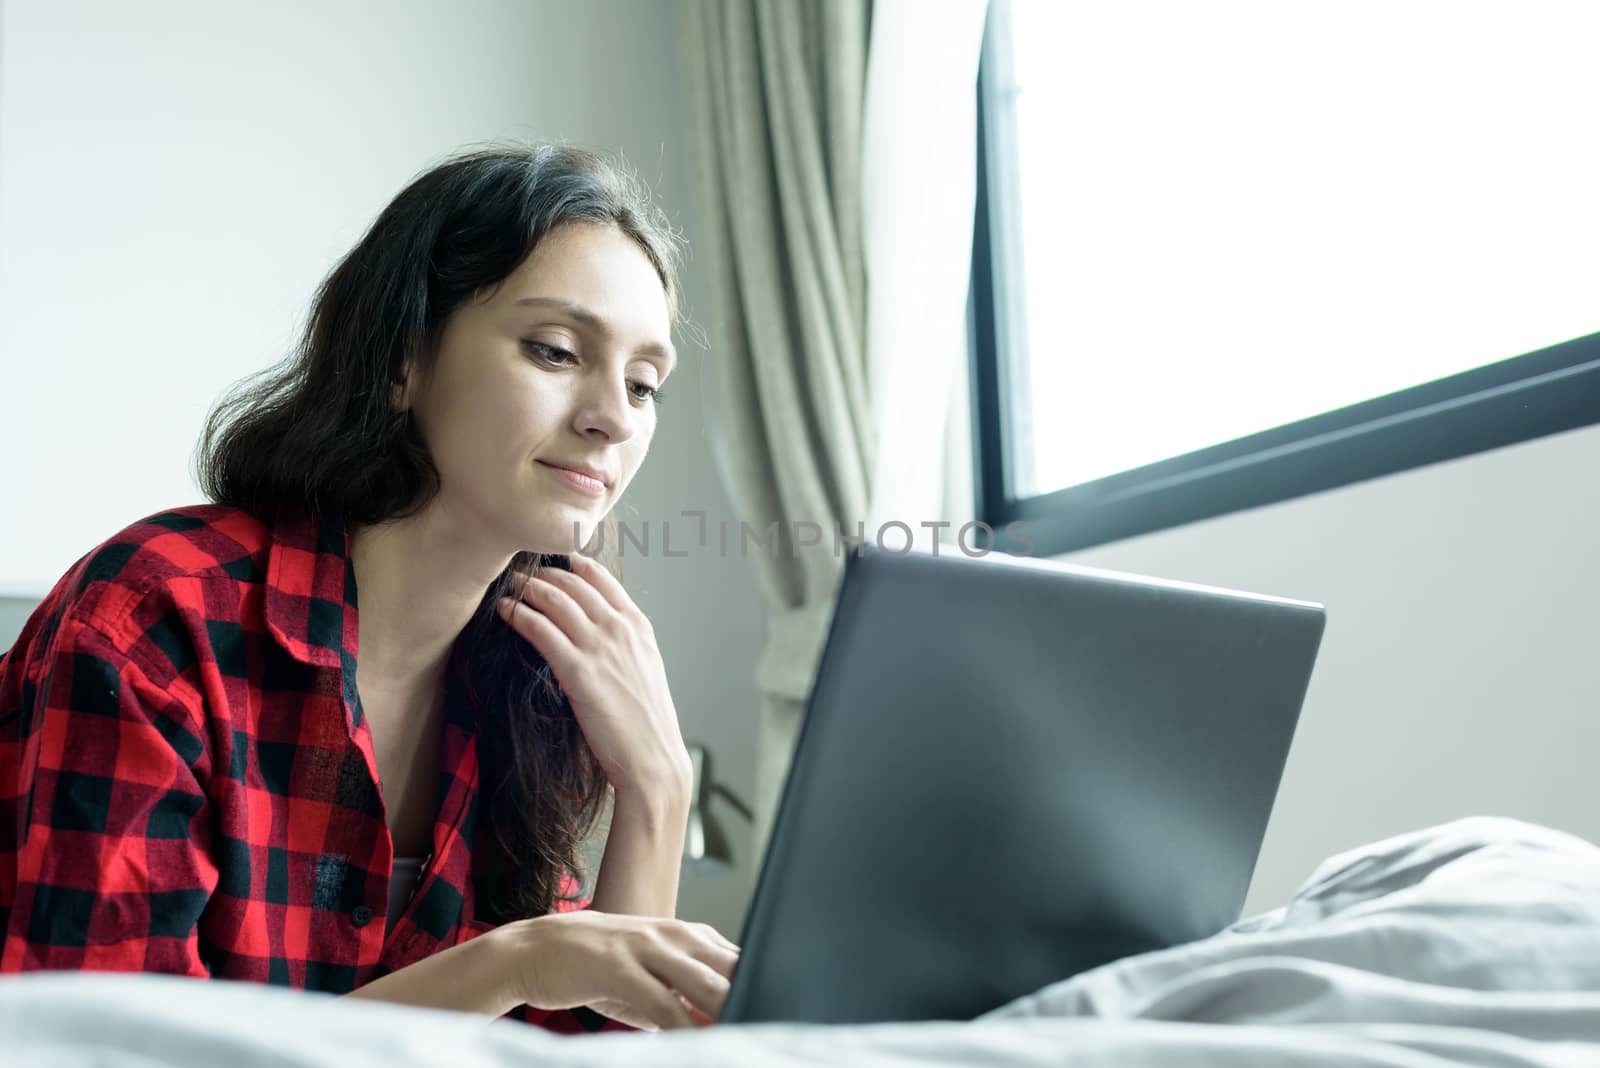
xmin=5 ymin=816 xmax=1599 ymax=1067
xmin=983 ymin=815 xmax=1600 ymax=1065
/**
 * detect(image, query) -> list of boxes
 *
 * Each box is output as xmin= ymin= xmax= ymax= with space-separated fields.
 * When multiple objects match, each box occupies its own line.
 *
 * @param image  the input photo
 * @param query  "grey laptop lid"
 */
xmin=720 ymin=544 xmax=1325 ymax=1025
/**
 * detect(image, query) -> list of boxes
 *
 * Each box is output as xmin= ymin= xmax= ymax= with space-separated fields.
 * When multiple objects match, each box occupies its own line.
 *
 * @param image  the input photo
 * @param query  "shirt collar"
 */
xmin=261 ymin=508 xmax=481 ymax=738
xmin=262 ymin=509 xmax=359 ymax=671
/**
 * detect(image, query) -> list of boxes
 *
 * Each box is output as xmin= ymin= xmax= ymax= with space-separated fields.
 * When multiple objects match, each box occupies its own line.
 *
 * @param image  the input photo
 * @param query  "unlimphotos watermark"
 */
xmin=570 ymin=512 xmax=1035 ymax=559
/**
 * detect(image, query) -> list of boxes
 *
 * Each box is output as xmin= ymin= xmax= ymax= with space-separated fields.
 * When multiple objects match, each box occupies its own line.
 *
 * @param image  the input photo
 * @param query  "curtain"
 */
xmin=680 ymin=0 xmax=874 ymax=861
xmin=680 ymin=0 xmax=990 ymax=865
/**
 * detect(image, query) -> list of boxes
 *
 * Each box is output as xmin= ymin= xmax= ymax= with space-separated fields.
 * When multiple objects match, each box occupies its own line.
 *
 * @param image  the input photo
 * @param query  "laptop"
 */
xmin=719 ymin=543 xmax=1326 ymax=1025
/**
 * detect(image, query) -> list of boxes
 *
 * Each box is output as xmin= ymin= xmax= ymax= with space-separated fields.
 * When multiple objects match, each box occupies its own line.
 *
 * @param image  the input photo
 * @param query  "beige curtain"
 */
xmin=679 ymin=0 xmax=874 ymax=861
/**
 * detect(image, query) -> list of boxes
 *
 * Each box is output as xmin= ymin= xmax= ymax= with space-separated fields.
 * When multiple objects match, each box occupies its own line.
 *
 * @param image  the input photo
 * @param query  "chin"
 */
xmin=516 ymin=514 xmax=599 ymax=558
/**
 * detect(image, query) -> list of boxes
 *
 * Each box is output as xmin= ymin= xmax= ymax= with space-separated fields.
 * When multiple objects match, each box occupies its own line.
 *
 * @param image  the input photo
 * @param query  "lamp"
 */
xmin=683 ymin=741 xmax=753 ymax=875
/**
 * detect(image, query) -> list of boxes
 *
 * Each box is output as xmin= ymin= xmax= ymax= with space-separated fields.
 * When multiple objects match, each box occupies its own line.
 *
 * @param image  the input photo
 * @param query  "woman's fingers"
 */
xmin=678 ymin=922 xmax=740 ymax=975
xmin=515 ymin=566 xmax=613 ymax=626
xmin=587 ymin=996 xmax=661 ymax=1032
xmin=591 ymin=966 xmax=721 ymax=1030
xmin=564 ymin=552 xmax=641 ymax=618
xmin=495 ymin=597 xmax=578 ymax=676
xmin=679 ymin=992 xmax=714 ymax=1028
xmin=693 ymin=923 xmax=741 ymax=960
xmin=515 ymin=914 xmax=729 ymax=1030
xmin=698 ymin=943 xmax=739 ymax=982
xmin=606 ymin=922 xmax=738 ymax=1026
xmin=680 ymin=929 xmax=739 ymax=980
xmin=622 ymin=963 xmax=698 ymax=1030
xmin=643 ymin=949 xmax=731 ymax=1023
xmin=506 ymin=576 xmax=592 ymax=642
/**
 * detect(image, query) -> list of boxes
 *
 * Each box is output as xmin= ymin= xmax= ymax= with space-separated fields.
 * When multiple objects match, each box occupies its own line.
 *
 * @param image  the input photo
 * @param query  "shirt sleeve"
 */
xmin=2 ymin=611 xmax=218 ymax=975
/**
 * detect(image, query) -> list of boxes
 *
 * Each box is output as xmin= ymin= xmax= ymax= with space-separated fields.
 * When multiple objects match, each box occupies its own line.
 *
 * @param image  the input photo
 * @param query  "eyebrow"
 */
xmin=514 ymin=297 xmax=676 ymax=370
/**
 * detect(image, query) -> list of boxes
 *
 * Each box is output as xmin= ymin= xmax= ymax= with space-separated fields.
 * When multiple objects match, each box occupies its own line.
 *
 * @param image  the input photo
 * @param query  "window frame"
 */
xmin=968 ymin=0 xmax=1600 ymax=558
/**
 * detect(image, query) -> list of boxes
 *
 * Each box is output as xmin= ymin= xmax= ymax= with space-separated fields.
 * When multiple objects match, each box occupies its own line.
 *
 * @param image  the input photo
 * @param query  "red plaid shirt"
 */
xmin=0 ymin=504 xmax=632 ymax=1033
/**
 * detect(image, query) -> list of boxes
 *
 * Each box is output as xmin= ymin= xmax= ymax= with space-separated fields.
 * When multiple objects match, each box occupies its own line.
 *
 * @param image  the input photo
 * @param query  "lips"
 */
xmin=537 ymin=461 xmax=612 ymax=498
xmin=538 ymin=460 xmax=611 ymax=487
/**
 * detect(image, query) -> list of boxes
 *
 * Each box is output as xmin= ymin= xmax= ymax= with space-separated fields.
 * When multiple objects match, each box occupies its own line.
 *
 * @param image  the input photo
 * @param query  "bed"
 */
xmin=5 ymin=816 xmax=1599 ymax=1067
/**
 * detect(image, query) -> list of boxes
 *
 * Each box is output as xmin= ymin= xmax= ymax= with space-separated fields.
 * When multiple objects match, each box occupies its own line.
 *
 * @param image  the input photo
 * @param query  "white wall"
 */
xmin=0 ymin=0 xmax=611 ymax=593
xmin=0 ymin=0 xmax=766 ymax=936
xmin=1059 ymin=420 xmax=1600 ymax=916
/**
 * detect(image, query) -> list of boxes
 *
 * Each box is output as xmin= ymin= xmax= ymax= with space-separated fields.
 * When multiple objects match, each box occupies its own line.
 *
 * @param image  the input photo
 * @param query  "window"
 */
xmin=971 ymin=0 xmax=1600 ymax=556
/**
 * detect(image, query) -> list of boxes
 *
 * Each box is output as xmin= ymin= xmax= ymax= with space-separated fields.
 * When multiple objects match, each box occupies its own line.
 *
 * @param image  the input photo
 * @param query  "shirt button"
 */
xmin=351 ymin=905 xmax=374 ymax=927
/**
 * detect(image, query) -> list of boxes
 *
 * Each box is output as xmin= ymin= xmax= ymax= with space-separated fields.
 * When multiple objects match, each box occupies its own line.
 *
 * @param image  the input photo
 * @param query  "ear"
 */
xmin=392 ymin=335 xmax=440 ymax=413
xmin=390 ymin=360 xmax=415 ymax=413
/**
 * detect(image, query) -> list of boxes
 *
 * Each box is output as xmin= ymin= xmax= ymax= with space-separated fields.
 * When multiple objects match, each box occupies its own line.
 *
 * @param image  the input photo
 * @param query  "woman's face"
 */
xmin=401 ymin=222 xmax=675 ymax=555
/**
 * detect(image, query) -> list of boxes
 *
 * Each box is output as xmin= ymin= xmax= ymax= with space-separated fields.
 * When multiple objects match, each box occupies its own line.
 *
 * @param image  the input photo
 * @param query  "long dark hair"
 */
xmin=195 ymin=141 xmax=684 ymax=922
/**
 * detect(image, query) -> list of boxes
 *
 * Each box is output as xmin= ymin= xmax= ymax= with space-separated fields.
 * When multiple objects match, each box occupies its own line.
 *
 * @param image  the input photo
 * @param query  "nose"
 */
xmin=572 ymin=367 xmax=637 ymax=444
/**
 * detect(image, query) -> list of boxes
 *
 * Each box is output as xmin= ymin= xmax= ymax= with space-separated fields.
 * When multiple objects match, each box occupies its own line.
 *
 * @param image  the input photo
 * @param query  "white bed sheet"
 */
xmin=5 ymin=816 xmax=1599 ymax=1067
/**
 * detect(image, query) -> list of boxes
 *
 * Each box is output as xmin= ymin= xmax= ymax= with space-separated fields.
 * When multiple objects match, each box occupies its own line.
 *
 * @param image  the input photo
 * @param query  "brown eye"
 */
xmin=523 ymin=340 xmax=575 ymax=365
xmin=630 ymin=381 xmax=665 ymax=405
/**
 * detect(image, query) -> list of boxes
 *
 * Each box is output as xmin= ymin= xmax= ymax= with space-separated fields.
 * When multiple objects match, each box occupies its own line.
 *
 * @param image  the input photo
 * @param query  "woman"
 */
xmin=0 ymin=142 xmax=737 ymax=1032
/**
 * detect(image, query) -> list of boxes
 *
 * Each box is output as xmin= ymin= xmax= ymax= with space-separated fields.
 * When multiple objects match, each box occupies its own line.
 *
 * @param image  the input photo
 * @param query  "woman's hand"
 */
xmin=497 ymin=553 xmax=690 ymax=791
xmin=503 ymin=909 xmax=741 ymax=1030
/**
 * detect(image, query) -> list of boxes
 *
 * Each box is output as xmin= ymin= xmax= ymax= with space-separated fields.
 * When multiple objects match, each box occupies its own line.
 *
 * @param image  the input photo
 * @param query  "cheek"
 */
xmin=618 ymin=421 xmax=656 ymax=481
xmin=420 ymin=370 xmax=548 ymax=471
xmin=489 ymin=377 xmax=551 ymax=436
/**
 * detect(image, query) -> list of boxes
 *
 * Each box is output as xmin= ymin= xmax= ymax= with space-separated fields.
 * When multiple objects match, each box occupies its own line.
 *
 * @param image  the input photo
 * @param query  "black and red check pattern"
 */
xmin=0 ymin=505 xmax=632 ymax=1033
